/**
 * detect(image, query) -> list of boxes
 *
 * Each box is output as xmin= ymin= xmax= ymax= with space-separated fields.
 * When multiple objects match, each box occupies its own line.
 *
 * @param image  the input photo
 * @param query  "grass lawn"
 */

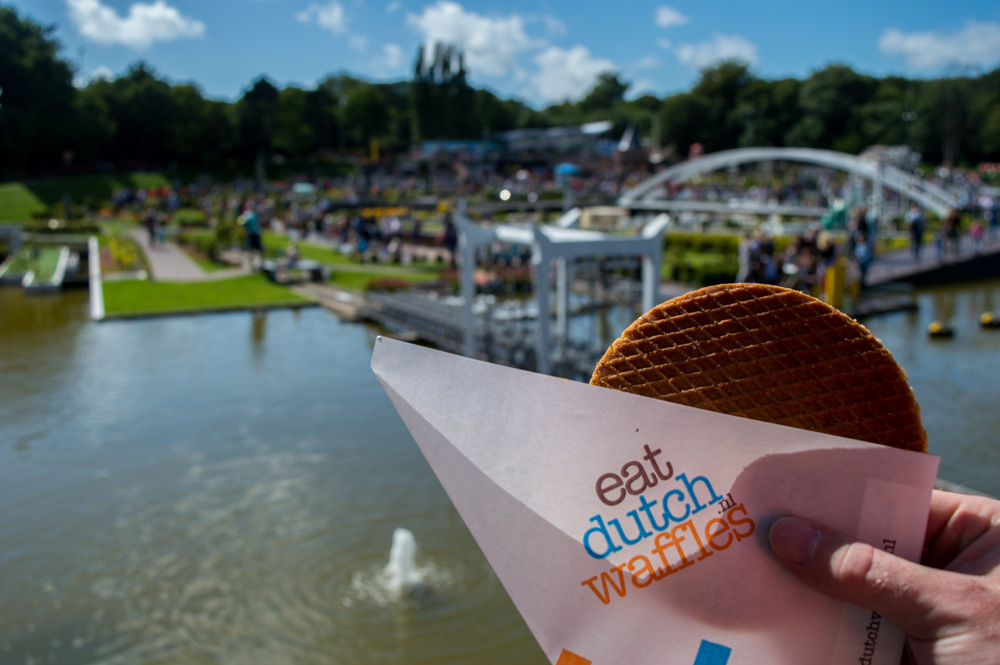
xmin=263 ymin=232 xmax=353 ymax=265
xmin=0 ymin=183 xmax=45 ymax=223
xmin=99 ymin=218 xmax=142 ymax=236
xmin=102 ymin=273 xmax=312 ymax=317
xmin=260 ymin=232 xmax=447 ymax=289
xmin=175 ymin=241 xmax=231 ymax=272
xmin=0 ymin=245 xmax=63 ymax=280
xmin=329 ymin=268 xmax=442 ymax=291
xmin=0 ymin=173 xmax=170 ymax=223
xmin=187 ymin=252 xmax=231 ymax=272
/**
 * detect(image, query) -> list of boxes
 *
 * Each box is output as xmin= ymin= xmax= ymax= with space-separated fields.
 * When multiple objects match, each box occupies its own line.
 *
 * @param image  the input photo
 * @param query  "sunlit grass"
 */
xmin=0 ymin=183 xmax=44 ymax=222
xmin=102 ymin=273 xmax=312 ymax=317
xmin=0 ymin=246 xmax=63 ymax=280
xmin=0 ymin=173 xmax=170 ymax=223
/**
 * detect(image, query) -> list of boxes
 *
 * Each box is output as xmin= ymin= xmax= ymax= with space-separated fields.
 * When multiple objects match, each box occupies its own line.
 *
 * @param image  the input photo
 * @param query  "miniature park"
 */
xmin=4 ymin=5 xmax=1000 ymax=663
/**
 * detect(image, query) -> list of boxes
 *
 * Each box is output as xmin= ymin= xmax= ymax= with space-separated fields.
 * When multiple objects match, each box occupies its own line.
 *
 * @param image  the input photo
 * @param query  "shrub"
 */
xmin=107 ymin=237 xmax=143 ymax=271
xmin=173 ymin=208 xmax=209 ymax=227
xmin=24 ymin=219 xmax=101 ymax=234
xmin=366 ymin=277 xmax=412 ymax=291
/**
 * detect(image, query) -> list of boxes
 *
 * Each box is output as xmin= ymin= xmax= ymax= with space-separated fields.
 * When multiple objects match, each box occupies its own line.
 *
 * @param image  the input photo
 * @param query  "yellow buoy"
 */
xmin=981 ymin=312 xmax=1000 ymax=328
xmin=928 ymin=321 xmax=954 ymax=338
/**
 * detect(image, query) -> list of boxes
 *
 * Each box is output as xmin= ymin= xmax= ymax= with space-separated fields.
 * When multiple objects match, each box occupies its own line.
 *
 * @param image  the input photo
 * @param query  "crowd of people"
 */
xmin=736 ymin=194 xmax=1000 ymax=298
xmin=736 ymin=213 xmax=871 ymax=295
xmin=104 ymin=164 xmax=1000 ymax=297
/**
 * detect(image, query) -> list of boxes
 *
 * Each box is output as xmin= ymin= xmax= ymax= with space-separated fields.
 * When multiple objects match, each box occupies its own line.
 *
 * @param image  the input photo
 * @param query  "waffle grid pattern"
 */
xmin=591 ymin=284 xmax=927 ymax=452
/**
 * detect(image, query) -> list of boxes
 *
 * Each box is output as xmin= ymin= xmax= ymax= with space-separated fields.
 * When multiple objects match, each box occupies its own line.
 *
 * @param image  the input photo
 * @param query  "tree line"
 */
xmin=2 ymin=4 xmax=999 ymax=181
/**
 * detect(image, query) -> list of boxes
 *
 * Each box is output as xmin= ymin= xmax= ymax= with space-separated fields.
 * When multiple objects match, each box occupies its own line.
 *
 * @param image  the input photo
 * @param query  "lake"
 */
xmin=1 ymin=280 xmax=998 ymax=664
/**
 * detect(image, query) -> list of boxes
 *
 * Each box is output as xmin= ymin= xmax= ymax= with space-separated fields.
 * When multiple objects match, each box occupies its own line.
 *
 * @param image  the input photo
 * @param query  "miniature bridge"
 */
xmin=619 ymin=147 xmax=960 ymax=218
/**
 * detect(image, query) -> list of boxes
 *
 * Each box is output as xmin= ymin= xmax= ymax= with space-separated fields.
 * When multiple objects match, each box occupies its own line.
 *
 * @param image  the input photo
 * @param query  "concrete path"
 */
xmin=130 ymin=230 xmax=248 ymax=282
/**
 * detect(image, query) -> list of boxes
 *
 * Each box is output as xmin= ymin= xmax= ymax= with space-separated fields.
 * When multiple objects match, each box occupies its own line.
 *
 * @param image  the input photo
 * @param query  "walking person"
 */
xmin=983 ymin=195 xmax=998 ymax=241
xmin=943 ymin=209 xmax=961 ymax=257
xmin=240 ymin=203 xmax=263 ymax=269
xmin=905 ymin=204 xmax=925 ymax=262
xmin=971 ymin=220 xmax=984 ymax=254
xmin=442 ymin=215 xmax=458 ymax=267
xmin=853 ymin=230 xmax=874 ymax=288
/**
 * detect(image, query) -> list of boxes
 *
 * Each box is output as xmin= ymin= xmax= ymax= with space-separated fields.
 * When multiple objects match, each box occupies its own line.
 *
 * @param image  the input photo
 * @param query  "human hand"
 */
xmin=769 ymin=489 xmax=1000 ymax=665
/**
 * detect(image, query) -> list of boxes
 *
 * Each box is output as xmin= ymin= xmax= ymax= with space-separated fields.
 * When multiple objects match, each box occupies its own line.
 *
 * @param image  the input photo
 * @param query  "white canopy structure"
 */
xmin=455 ymin=209 xmax=669 ymax=375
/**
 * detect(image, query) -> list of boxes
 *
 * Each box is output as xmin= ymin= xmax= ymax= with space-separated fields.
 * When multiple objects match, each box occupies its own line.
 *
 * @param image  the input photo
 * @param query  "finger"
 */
xmin=924 ymin=490 xmax=1000 ymax=571
xmin=925 ymin=489 xmax=965 ymax=542
xmin=769 ymin=516 xmax=953 ymax=636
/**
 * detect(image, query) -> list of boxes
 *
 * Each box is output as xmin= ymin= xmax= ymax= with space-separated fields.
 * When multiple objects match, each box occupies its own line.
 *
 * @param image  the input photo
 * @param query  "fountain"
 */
xmin=383 ymin=527 xmax=424 ymax=597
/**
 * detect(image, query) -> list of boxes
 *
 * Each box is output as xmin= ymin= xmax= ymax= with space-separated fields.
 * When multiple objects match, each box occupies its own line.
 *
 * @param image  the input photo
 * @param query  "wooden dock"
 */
xmin=356 ymin=289 xmax=607 ymax=378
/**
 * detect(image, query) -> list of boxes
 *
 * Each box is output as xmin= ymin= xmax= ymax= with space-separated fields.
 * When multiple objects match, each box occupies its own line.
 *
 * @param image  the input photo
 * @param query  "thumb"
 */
xmin=769 ymin=516 xmax=949 ymax=636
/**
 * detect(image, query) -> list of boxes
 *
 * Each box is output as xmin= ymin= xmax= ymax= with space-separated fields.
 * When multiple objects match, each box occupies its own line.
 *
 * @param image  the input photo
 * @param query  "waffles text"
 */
xmin=580 ymin=445 xmax=756 ymax=605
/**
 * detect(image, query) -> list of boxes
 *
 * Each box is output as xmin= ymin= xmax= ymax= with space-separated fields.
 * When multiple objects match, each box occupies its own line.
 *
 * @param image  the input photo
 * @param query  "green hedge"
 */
xmin=660 ymin=231 xmax=802 ymax=287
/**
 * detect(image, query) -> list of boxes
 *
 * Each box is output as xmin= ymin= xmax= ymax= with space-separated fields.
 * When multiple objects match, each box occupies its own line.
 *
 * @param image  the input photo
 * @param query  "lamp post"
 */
xmin=902 ymin=111 xmax=916 ymax=150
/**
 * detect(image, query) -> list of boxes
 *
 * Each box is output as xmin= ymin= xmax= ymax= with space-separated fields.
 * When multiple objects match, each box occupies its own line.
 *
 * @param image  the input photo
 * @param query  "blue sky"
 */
xmin=11 ymin=0 xmax=1000 ymax=106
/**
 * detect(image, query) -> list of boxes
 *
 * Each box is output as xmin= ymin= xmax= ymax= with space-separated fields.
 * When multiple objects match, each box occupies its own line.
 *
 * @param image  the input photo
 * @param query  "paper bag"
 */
xmin=371 ymin=337 xmax=939 ymax=665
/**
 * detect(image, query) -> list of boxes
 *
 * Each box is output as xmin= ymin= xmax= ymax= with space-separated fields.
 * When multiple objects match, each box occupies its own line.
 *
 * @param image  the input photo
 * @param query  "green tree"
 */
xmin=237 ymin=76 xmax=280 ymax=165
xmin=71 ymin=80 xmax=117 ymax=165
xmin=273 ymin=86 xmax=314 ymax=160
xmin=409 ymin=42 xmax=476 ymax=140
xmin=911 ymin=75 xmax=972 ymax=166
xmin=732 ymin=77 xmax=800 ymax=147
xmin=967 ymin=67 xmax=1000 ymax=161
xmin=172 ymin=84 xmax=237 ymax=168
xmin=963 ymin=67 xmax=1000 ymax=163
xmin=659 ymin=92 xmax=712 ymax=155
xmin=688 ymin=60 xmax=756 ymax=151
xmin=854 ymin=77 xmax=908 ymax=147
xmin=303 ymin=85 xmax=342 ymax=151
xmin=104 ymin=63 xmax=180 ymax=166
xmin=472 ymin=88 xmax=516 ymax=136
xmin=342 ymin=85 xmax=389 ymax=147
xmin=0 ymin=5 xmax=76 ymax=177
xmin=580 ymin=72 xmax=630 ymax=115
xmin=787 ymin=64 xmax=875 ymax=152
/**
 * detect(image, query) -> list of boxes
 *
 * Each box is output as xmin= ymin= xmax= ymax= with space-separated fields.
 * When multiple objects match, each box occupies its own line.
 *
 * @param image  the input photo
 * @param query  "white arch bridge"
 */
xmin=619 ymin=147 xmax=960 ymax=219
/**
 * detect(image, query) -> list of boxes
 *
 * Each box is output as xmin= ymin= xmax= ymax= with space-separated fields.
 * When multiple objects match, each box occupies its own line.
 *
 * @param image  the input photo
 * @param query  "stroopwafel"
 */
xmin=591 ymin=283 xmax=927 ymax=452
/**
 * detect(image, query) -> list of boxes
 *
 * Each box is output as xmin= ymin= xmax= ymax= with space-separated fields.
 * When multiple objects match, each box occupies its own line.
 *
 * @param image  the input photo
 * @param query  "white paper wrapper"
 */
xmin=372 ymin=337 xmax=939 ymax=665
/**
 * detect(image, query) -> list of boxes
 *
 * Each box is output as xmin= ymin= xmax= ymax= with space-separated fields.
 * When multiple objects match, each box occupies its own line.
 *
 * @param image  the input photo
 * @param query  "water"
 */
xmin=861 ymin=281 xmax=1000 ymax=495
xmin=0 ymin=288 xmax=544 ymax=665
xmin=1 ymin=281 xmax=999 ymax=665
xmin=383 ymin=528 xmax=423 ymax=595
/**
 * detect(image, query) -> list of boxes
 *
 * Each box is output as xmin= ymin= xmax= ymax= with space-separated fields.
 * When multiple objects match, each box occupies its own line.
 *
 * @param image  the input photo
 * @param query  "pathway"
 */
xmin=130 ymin=230 xmax=248 ymax=282
xmin=867 ymin=231 xmax=1000 ymax=286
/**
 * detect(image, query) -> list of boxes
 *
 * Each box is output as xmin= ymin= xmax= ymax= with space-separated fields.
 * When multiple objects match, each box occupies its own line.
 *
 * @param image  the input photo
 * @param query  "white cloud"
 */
xmin=541 ymin=15 xmax=567 ymax=37
xmin=656 ymin=37 xmax=672 ymax=51
xmin=879 ymin=21 xmax=1000 ymax=68
xmin=634 ymin=55 xmax=659 ymax=70
xmin=299 ymin=1 xmax=368 ymax=49
xmin=385 ymin=1 xmax=402 ymax=14
xmin=530 ymin=45 xmax=615 ymax=103
xmin=349 ymin=34 xmax=367 ymax=51
xmin=73 ymin=64 xmax=115 ymax=87
xmin=90 ymin=64 xmax=115 ymax=80
xmin=407 ymin=1 xmax=535 ymax=77
xmin=66 ymin=0 xmax=204 ymax=50
xmin=629 ymin=78 xmax=658 ymax=98
xmin=655 ymin=6 xmax=688 ymax=29
xmin=676 ymin=33 xmax=758 ymax=68
xmin=380 ymin=43 xmax=404 ymax=69
xmin=297 ymin=2 xmax=347 ymax=34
